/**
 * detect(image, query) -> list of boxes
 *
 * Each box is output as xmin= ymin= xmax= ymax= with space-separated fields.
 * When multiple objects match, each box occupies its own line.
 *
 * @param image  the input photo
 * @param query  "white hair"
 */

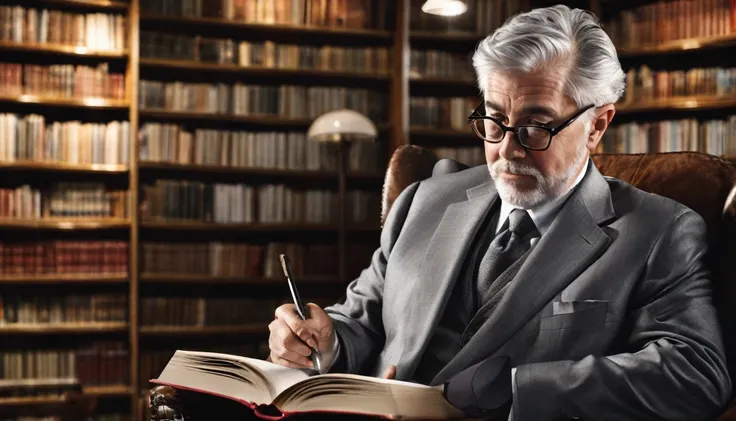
xmin=472 ymin=4 xmax=625 ymax=116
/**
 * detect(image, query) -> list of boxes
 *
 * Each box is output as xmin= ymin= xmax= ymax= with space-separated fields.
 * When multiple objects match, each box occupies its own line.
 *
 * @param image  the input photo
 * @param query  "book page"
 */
xmin=154 ymin=351 xmax=312 ymax=404
xmin=273 ymin=374 xmax=466 ymax=419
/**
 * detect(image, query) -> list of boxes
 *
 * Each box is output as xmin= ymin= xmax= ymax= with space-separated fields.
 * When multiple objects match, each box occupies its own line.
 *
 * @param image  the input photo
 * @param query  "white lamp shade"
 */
xmin=307 ymin=109 xmax=377 ymax=143
xmin=421 ymin=0 xmax=467 ymax=16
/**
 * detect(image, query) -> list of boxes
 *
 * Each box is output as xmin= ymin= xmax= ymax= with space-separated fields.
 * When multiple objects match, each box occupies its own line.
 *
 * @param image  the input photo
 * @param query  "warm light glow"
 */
xmin=421 ymin=0 xmax=467 ymax=16
xmin=307 ymin=109 xmax=377 ymax=143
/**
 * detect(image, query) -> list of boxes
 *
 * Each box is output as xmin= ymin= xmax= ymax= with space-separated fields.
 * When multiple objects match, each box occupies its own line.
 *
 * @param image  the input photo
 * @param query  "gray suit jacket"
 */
xmin=324 ymin=160 xmax=732 ymax=420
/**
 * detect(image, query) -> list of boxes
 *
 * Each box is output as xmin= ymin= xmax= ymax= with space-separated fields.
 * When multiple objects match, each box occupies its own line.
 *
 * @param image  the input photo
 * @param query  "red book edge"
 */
xmin=149 ymin=378 xmax=397 ymax=420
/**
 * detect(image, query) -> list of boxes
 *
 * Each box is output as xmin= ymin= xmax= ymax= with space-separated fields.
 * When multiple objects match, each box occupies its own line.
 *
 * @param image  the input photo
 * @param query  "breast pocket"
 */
xmin=540 ymin=300 xmax=608 ymax=331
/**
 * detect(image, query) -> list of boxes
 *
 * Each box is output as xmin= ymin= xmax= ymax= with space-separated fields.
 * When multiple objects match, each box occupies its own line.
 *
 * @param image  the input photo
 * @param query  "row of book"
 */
xmin=138 ymin=123 xmax=384 ymax=174
xmin=0 ymin=184 xmax=129 ymax=219
xmin=140 ymin=297 xmax=285 ymax=327
xmin=4 ymin=417 xmax=127 ymax=421
xmin=141 ymin=0 xmax=391 ymax=30
xmin=140 ymin=181 xmax=380 ymax=225
xmin=0 ymin=6 xmax=126 ymax=52
xmin=0 ymin=342 xmax=128 ymax=387
xmin=138 ymin=81 xmax=387 ymax=122
xmin=620 ymin=66 xmax=736 ymax=103
xmin=0 ymin=294 xmax=127 ymax=325
xmin=143 ymin=242 xmax=341 ymax=278
xmin=432 ymin=147 xmax=485 ymax=168
xmin=0 ymin=63 xmax=126 ymax=100
xmin=0 ymin=114 xmax=130 ymax=166
xmin=410 ymin=97 xmax=477 ymax=130
xmin=601 ymin=116 xmax=736 ymax=156
xmin=409 ymin=0 xmax=524 ymax=36
xmin=0 ymin=241 xmax=128 ymax=276
xmin=604 ymin=0 xmax=735 ymax=49
xmin=409 ymin=49 xmax=475 ymax=81
xmin=141 ymin=31 xmax=391 ymax=73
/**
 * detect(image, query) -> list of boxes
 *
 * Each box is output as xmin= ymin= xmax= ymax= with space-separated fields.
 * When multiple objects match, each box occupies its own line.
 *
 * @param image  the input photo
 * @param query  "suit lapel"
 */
xmin=396 ymin=180 xmax=498 ymax=380
xmin=431 ymin=162 xmax=616 ymax=385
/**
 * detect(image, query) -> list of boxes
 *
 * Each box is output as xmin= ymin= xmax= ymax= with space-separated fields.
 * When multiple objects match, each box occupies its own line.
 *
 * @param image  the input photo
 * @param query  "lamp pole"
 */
xmin=338 ymin=137 xmax=347 ymax=283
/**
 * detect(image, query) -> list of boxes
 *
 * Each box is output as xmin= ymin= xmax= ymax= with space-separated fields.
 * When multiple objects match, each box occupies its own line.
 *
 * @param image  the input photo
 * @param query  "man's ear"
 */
xmin=587 ymin=104 xmax=616 ymax=153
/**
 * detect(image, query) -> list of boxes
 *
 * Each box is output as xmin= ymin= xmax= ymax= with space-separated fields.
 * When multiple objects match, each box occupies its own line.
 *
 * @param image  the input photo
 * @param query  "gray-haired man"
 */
xmin=268 ymin=5 xmax=732 ymax=420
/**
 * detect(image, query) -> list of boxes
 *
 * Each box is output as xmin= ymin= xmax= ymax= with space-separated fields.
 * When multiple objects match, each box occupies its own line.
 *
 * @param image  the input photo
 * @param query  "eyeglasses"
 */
xmin=467 ymin=104 xmax=595 ymax=151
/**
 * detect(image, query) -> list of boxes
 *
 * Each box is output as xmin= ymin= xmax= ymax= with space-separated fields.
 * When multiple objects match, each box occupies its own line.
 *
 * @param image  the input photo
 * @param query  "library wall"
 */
xmin=0 ymin=1 xmax=734 ymax=421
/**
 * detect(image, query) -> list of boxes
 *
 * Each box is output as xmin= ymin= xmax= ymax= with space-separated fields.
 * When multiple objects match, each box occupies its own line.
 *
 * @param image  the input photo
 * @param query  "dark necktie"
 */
xmin=476 ymin=208 xmax=540 ymax=307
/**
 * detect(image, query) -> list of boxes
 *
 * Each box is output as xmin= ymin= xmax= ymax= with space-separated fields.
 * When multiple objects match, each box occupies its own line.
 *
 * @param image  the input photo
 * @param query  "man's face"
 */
xmin=482 ymin=68 xmax=591 ymax=208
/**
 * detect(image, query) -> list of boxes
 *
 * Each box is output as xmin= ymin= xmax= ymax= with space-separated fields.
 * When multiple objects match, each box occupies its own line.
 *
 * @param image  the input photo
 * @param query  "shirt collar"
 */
xmin=495 ymin=157 xmax=589 ymax=236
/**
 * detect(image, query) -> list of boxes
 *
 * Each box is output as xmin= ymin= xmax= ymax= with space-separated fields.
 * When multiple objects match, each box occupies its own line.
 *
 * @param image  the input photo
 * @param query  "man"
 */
xmin=268 ymin=5 xmax=732 ymax=420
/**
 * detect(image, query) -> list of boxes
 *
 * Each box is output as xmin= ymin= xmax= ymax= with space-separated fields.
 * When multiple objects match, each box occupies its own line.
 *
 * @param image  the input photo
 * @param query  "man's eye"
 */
xmin=529 ymin=120 xmax=550 ymax=127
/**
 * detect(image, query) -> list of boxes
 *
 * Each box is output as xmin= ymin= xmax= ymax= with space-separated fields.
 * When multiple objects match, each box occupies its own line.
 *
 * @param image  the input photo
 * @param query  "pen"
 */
xmin=279 ymin=253 xmax=322 ymax=373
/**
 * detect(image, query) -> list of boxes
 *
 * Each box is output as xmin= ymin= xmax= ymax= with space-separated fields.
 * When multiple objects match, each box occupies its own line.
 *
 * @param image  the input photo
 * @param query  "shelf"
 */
xmin=0 ymin=273 xmax=128 ymax=284
xmin=0 ymin=385 xmax=131 ymax=408
xmin=410 ymin=77 xmax=476 ymax=89
xmin=138 ymin=161 xmax=382 ymax=181
xmin=409 ymin=127 xmax=480 ymax=147
xmin=139 ymin=325 xmax=266 ymax=337
xmin=140 ymin=273 xmax=340 ymax=285
xmin=617 ymin=33 xmax=736 ymax=57
xmin=0 ymin=219 xmax=131 ymax=230
xmin=0 ymin=94 xmax=129 ymax=109
xmin=0 ymin=41 xmax=127 ymax=58
xmin=139 ymin=58 xmax=390 ymax=83
xmin=140 ymin=221 xmax=339 ymax=231
xmin=410 ymin=31 xmax=482 ymax=43
xmin=25 ymin=0 xmax=130 ymax=10
xmin=138 ymin=110 xmax=316 ymax=127
xmin=615 ymin=96 xmax=736 ymax=114
xmin=139 ymin=15 xmax=393 ymax=44
xmin=140 ymin=221 xmax=380 ymax=232
xmin=0 ymin=322 xmax=128 ymax=334
xmin=84 ymin=384 xmax=133 ymax=397
xmin=0 ymin=161 xmax=128 ymax=174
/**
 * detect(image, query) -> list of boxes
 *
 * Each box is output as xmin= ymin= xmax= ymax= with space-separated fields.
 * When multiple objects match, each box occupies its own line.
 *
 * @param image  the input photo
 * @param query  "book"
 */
xmin=150 ymin=350 xmax=466 ymax=420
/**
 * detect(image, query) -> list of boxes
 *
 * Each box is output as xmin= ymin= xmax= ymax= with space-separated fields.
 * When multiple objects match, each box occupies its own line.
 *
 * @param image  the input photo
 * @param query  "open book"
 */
xmin=150 ymin=350 xmax=466 ymax=420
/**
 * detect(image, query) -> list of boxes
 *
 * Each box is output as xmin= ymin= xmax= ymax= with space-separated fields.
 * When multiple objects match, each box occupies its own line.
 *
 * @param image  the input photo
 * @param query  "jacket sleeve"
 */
xmin=511 ymin=209 xmax=732 ymax=421
xmin=323 ymin=180 xmax=421 ymax=374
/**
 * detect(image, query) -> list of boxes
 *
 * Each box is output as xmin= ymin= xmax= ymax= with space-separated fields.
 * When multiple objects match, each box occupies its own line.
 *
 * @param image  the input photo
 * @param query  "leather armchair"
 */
xmin=149 ymin=146 xmax=736 ymax=420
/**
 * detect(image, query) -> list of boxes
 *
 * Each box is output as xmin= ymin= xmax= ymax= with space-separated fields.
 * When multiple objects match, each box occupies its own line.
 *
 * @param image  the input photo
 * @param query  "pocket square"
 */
xmin=552 ymin=300 xmax=608 ymax=315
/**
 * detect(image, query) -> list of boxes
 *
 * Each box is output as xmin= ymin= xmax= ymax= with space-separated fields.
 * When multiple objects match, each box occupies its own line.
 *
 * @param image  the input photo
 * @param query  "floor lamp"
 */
xmin=307 ymin=109 xmax=378 ymax=282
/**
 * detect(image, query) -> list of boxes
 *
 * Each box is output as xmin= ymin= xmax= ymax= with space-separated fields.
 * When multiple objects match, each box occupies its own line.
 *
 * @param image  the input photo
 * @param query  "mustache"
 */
xmin=490 ymin=160 xmax=542 ymax=178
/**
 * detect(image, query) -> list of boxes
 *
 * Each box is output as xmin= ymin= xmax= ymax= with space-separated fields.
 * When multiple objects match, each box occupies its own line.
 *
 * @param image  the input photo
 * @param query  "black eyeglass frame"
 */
xmin=467 ymin=103 xmax=596 ymax=151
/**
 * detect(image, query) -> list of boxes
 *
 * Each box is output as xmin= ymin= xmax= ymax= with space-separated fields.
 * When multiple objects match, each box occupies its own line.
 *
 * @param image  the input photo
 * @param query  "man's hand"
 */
xmin=268 ymin=303 xmax=334 ymax=369
xmin=382 ymin=365 xmax=396 ymax=379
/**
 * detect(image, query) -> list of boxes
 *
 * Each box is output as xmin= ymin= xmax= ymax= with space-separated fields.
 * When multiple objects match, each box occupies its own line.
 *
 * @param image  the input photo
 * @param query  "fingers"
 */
xmin=382 ymin=365 xmax=397 ymax=379
xmin=274 ymin=304 xmax=318 ymax=349
xmin=268 ymin=318 xmax=313 ymax=368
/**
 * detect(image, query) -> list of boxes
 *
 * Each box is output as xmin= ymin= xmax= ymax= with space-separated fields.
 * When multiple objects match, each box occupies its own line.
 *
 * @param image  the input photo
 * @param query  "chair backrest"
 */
xmin=381 ymin=147 xmax=736 ymax=388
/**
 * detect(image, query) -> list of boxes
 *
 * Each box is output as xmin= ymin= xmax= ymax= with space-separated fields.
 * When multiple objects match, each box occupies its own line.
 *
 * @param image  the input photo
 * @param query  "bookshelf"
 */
xmin=0 ymin=0 xmax=393 ymax=420
xmin=0 ymin=0 xmax=733 ymax=420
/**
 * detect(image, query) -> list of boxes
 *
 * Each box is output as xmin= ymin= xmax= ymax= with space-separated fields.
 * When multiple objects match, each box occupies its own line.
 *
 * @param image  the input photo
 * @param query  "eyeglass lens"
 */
xmin=470 ymin=119 xmax=551 ymax=149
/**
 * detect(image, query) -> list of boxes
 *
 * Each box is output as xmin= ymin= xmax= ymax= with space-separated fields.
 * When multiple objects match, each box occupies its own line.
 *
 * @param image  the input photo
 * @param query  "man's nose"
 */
xmin=498 ymin=131 xmax=526 ymax=161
